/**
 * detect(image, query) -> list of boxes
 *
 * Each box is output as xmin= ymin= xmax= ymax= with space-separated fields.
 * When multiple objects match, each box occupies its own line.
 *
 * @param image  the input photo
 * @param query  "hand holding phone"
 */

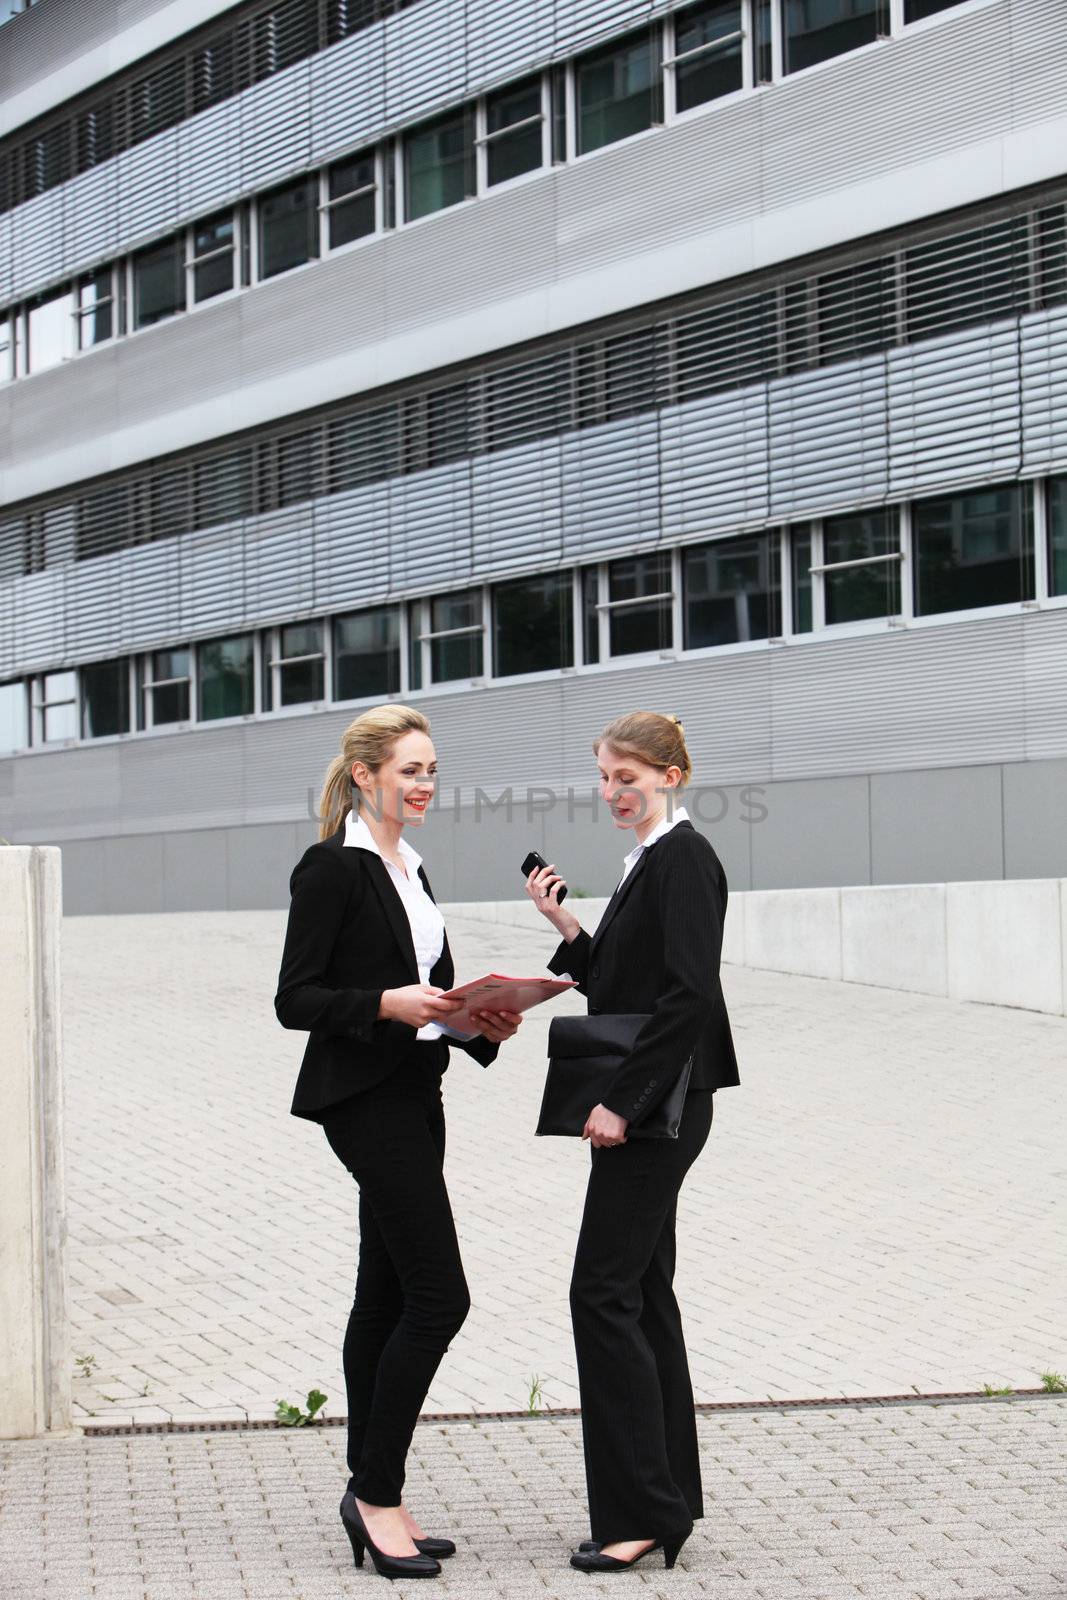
xmin=521 ymin=849 xmax=568 ymax=905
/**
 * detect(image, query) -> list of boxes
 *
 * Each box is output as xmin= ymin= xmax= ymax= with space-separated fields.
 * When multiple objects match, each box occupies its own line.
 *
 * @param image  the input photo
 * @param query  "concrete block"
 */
xmin=721 ymin=888 xmax=745 ymax=966
xmin=840 ymin=884 xmax=948 ymax=996
xmin=0 ymin=846 xmax=71 ymax=1438
xmin=742 ymin=886 xmax=842 ymax=980
xmin=946 ymin=878 xmax=1065 ymax=1015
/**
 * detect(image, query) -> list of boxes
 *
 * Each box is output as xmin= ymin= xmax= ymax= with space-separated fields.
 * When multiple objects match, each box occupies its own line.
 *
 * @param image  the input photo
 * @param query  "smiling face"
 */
xmin=352 ymin=729 xmax=437 ymax=827
xmin=596 ymin=740 xmax=682 ymax=832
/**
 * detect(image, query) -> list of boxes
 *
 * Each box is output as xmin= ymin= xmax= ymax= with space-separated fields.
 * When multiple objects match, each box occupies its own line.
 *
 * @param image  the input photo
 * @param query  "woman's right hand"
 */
xmin=378 ymin=985 xmax=464 ymax=1028
xmin=524 ymin=864 xmax=581 ymax=942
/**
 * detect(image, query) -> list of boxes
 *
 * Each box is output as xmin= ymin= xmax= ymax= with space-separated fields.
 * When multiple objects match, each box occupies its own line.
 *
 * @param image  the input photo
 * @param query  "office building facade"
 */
xmin=1 ymin=0 xmax=1065 ymax=911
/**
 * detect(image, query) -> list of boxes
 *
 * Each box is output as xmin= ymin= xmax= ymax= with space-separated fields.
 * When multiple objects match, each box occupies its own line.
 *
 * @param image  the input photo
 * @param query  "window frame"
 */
xmin=263 ymin=618 xmax=330 ymax=712
xmin=139 ymin=646 xmax=194 ymax=730
xmin=408 ymin=586 xmax=488 ymax=689
xmin=602 ymin=551 xmax=676 ymax=660
xmin=196 ymin=631 xmax=256 ymax=722
xmin=187 ymin=209 xmax=240 ymax=306
xmin=572 ymin=23 xmax=666 ymax=163
xmin=663 ymin=0 xmax=752 ymax=123
xmin=32 ymin=668 xmax=79 ymax=745
xmin=475 ymin=72 xmax=549 ymax=195
xmin=321 ymin=148 xmax=381 ymax=253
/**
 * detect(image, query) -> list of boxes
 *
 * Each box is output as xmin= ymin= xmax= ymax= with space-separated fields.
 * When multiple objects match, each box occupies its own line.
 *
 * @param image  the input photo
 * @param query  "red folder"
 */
xmin=438 ymin=973 xmax=577 ymax=1034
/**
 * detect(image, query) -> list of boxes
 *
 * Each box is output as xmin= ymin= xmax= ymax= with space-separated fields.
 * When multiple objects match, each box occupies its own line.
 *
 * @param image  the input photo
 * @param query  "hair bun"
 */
xmin=669 ymin=714 xmax=684 ymax=732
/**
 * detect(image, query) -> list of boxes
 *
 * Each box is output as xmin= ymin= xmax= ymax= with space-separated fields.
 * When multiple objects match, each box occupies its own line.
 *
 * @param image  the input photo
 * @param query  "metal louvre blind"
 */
xmin=386 ymin=462 xmax=474 ymax=591
xmin=1020 ymin=303 xmax=1067 ymax=476
xmin=887 ymin=324 xmax=1023 ymax=496
xmin=472 ymin=438 xmax=565 ymax=575
xmin=768 ymin=355 xmax=890 ymax=518
xmin=660 ymin=386 xmax=769 ymax=540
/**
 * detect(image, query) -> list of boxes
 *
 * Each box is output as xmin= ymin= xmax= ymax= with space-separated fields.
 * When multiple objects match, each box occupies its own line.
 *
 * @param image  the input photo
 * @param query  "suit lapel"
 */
xmin=356 ymin=850 xmax=420 ymax=983
xmin=589 ymin=845 xmax=652 ymax=955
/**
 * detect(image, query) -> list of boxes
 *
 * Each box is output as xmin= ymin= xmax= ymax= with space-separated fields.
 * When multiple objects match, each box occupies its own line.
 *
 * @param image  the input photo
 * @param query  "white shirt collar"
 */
xmin=344 ymin=807 xmax=423 ymax=874
xmin=622 ymin=804 xmax=690 ymax=869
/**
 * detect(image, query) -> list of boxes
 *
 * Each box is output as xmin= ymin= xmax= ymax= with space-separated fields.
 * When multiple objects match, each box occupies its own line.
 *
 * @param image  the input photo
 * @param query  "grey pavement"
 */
xmin=59 ymin=908 xmax=1067 ymax=1428
xmin=2 ymin=1401 xmax=1065 ymax=1599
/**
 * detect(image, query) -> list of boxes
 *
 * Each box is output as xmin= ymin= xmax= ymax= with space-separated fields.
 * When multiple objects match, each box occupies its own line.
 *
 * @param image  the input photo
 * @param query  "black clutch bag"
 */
xmin=536 ymin=1013 xmax=693 ymax=1139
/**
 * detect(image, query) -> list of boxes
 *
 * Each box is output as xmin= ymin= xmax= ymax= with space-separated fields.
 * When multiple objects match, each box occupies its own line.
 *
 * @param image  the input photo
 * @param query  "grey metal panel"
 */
xmin=559 ymin=415 xmax=661 ymax=559
xmin=465 ymin=0 xmax=557 ymax=87
xmin=1001 ymin=755 xmax=1067 ymax=877
xmin=178 ymin=524 xmax=249 ymax=638
xmin=226 ymin=819 xmax=306 ymax=910
xmin=308 ymin=22 xmax=387 ymax=164
xmin=98 ymin=830 xmax=165 ymax=912
xmin=239 ymin=61 xmax=314 ymax=194
xmin=178 ymin=98 xmax=242 ymax=218
xmin=66 ymin=548 xmax=126 ymax=661
xmin=552 ymin=0 xmax=653 ymax=55
xmin=659 ymin=389 xmax=770 ymax=541
xmin=163 ymin=825 xmax=230 ymax=910
xmin=64 ymin=159 xmax=122 ymax=276
xmin=387 ymin=462 xmax=474 ymax=591
xmin=119 ymin=125 xmax=183 ymax=250
xmin=311 ymin=483 xmax=392 ymax=614
xmin=768 ymin=356 xmax=890 ymax=518
xmin=12 ymin=567 xmax=65 ymax=668
xmin=749 ymin=774 xmax=871 ymax=890
xmin=124 ymin=536 xmax=183 ymax=642
xmin=887 ymin=323 xmax=1022 ymax=497
xmin=1007 ymin=0 xmax=1067 ymax=129
xmin=1020 ymin=607 xmax=1067 ymax=762
xmin=243 ymin=506 xmax=316 ymax=621
xmin=471 ymin=439 xmax=565 ymax=576
xmin=869 ymin=764 xmax=1004 ymax=884
xmin=382 ymin=0 xmax=470 ymax=129
xmin=52 ymin=836 xmax=105 ymax=916
xmin=1020 ymin=304 xmax=1067 ymax=477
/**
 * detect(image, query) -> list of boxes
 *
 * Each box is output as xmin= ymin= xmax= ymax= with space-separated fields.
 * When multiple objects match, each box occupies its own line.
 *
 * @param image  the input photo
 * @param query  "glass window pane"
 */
xmin=278 ymin=430 xmax=319 ymax=505
xmin=582 ymin=567 xmax=601 ymax=663
xmin=486 ymin=77 xmax=543 ymax=186
xmin=77 ymin=270 xmax=113 ymax=349
xmin=792 ymin=528 xmax=813 ymax=632
xmin=42 ymin=670 xmax=77 ymax=742
xmin=577 ymin=30 xmax=661 ymax=155
xmin=149 ymin=469 xmax=191 ymax=542
xmin=334 ymin=608 xmax=400 ymax=700
xmin=259 ymin=179 xmax=320 ymax=280
xmin=27 ymin=289 xmax=72 ymax=372
xmin=674 ymin=2 xmax=743 ymax=112
xmin=149 ymin=649 xmax=190 ymax=726
xmin=783 ymin=0 xmax=882 ymax=75
xmin=683 ymin=533 xmax=781 ymax=647
xmin=0 ymin=680 xmax=27 ymax=754
xmin=823 ymin=510 xmax=900 ymax=623
xmin=279 ymin=621 xmax=324 ymax=706
xmin=328 ymin=407 xmax=400 ymax=490
xmin=429 ymin=590 xmax=483 ymax=682
xmin=405 ymin=110 xmax=475 ymax=221
xmin=913 ymin=485 xmax=1034 ymax=617
xmin=904 ymin=218 xmax=1028 ymax=343
xmin=198 ymin=635 xmax=254 ymax=720
xmin=493 ymin=573 xmax=573 ymax=676
xmin=1050 ymin=477 xmax=1067 ymax=598
xmin=608 ymin=553 xmax=672 ymax=655
xmin=194 ymin=449 xmax=253 ymax=530
xmin=192 ymin=212 xmax=235 ymax=302
xmin=81 ymin=659 xmax=129 ymax=738
xmin=328 ymin=153 xmax=377 ymax=248
xmin=134 ymin=237 xmax=186 ymax=328
xmin=485 ymin=352 xmax=571 ymax=450
xmin=904 ymin=0 xmax=961 ymax=18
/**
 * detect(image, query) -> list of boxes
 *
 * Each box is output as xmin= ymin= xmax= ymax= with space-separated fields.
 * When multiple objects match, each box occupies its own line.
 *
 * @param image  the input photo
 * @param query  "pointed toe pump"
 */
xmin=414 ymin=1536 xmax=457 ymax=1559
xmin=569 ymin=1533 xmax=688 ymax=1573
xmin=339 ymin=1494 xmax=442 ymax=1580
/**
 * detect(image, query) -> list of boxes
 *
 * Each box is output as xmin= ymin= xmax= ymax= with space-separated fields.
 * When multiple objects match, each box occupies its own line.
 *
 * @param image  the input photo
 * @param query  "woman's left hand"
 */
xmin=583 ymin=1104 xmax=629 ymax=1147
xmin=469 ymin=1008 xmax=523 ymax=1043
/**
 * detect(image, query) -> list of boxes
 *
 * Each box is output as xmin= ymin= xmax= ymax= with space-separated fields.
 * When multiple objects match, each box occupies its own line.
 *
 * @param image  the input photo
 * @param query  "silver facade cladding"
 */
xmin=2 ymin=0 xmax=1067 ymax=906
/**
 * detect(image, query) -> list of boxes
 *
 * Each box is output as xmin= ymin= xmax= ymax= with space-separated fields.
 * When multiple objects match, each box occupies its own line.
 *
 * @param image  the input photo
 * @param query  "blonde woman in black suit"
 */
xmin=525 ymin=710 xmax=739 ymax=1574
xmin=275 ymin=704 xmax=522 ymax=1582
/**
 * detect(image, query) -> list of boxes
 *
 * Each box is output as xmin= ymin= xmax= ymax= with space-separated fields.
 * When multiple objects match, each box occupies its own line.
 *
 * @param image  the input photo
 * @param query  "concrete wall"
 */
xmin=0 ymin=846 xmax=71 ymax=1438
xmin=446 ymin=880 xmax=1067 ymax=1019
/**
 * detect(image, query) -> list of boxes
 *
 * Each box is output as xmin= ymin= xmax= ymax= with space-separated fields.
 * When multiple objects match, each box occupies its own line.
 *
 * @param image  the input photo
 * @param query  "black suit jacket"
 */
xmin=546 ymin=819 xmax=739 ymax=1126
xmin=275 ymin=827 xmax=499 ymax=1122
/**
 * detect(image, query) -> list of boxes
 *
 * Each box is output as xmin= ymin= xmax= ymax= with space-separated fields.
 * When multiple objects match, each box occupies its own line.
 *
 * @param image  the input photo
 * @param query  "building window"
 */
xmin=76 ymin=269 xmax=114 ymax=349
xmin=149 ymin=469 xmax=191 ymax=542
xmin=782 ymin=0 xmax=887 ymax=76
xmin=405 ymin=108 xmax=476 ymax=222
xmin=674 ymin=292 xmax=776 ymax=398
xmin=334 ymin=607 xmax=400 ymax=700
xmin=754 ymin=0 xmax=773 ymax=82
xmin=814 ymin=259 xmax=892 ymax=365
xmin=581 ymin=567 xmax=601 ymax=664
xmin=193 ymin=448 xmax=254 ymax=530
xmin=493 ymin=573 xmax=574 ymax=677
xmin=273 ymin=622 xmax=325 ymax=706
xmin=606 ymin=554 xmax=673 ymax=655
xmin=792 ymin=528 xmax=814 ymax=633
xmin=484 ymin=352 xmax=571 ymax=451
xmin=328 ymin=407 xmax=400 ymax=492
xmin=576 ymin=29 xmax=662 ymax=156
xmin=904 ymin=218 xmax=1028 ymax=344
xmin=144 ymin=649 xmax=191 ymax=725
xmin=0 ymin=679 xmax=28 ymax=753
xmin=36 ymin=671 xmax=78 ymax=743
xmin=913 ymin=484 xmax=1034 ymax=617
xmin=277 ymin=428 xmax=321 ymax=506
xmin=326 ymin=152 xmax=378 ymax=248
xmin=198 ymin=634 xmax=254 ymax=720
xmin=27 ymin=287 xmax=73 ymax=373
xmin=76 ymin=484 xmax=133 ymax=561
xmin=821 ymin=510 xmax=901 ymax=623
xmin=81 ymin=658 xmax=130 ymax=738
xmin=130 ymin=57 xmax=187 ymax=144
xmin=258 ymin=178 xmax=320 ymax=280
xmin=905 ymin=0 xmax=962 ymax=18
xmin=683 ymin=532 xmax=781 ymax=647
xmin=133 ymin=236 xmax=186 ymax=328
xmin=484 ymin=76 xmax=544 ymax=187
xmin=420 ymin=590 xmax=484 ymax=683
xmin=191 ymin=212 xmax=236 ymax=302
xmin=1047 ymin=476 xmax=1067 ymax=597
xmin=0 ymin=313 xmax=14 ymax=382
xmin=671 ymin=2 xmax=744 ymax=114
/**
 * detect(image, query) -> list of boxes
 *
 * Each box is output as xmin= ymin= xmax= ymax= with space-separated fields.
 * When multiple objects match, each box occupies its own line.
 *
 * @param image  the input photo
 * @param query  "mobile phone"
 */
xmin=521 ymin=849 xmax=568 ymax=904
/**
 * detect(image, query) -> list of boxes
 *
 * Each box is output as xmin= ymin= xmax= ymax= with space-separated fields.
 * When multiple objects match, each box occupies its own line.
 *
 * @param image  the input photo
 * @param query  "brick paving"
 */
xmin=59 ymin=908 xmax=1067 ymax=1429
xmin=2 ymin=1401 xmax=1065 ymax=1599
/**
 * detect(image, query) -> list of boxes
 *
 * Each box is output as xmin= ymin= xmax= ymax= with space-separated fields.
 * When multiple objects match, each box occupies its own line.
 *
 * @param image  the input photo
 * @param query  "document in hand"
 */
xmin=439 ymin=974 xmax=577 ymax=1034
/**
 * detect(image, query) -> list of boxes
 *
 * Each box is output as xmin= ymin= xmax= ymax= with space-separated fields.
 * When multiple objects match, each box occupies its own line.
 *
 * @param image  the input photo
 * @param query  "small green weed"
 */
xmin=73 ymin=1354 xmax=98 ymax=1379
xmin=275 ymin=1389 xmax=328 ymax=1426
xmin=1039 ymin=1371 xmax=1066 ymax=1393
xmin=526 ymin=1374 xmax=545 ymax=1414
xmin=981 ymin=1383 xmax=1013 ymax=1396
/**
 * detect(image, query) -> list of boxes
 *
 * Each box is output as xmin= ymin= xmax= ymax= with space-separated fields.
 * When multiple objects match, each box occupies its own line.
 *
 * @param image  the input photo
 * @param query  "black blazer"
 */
xmin=546 ymin=819 xmax=739 ymax=1126
xmin=275 ymin=827 xmax=499 ymax=1122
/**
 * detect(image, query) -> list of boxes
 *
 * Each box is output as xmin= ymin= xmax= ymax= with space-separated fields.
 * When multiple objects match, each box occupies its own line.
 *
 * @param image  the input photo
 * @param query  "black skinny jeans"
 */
xmin=321 ymin=1039 xmax=469 ymax=1505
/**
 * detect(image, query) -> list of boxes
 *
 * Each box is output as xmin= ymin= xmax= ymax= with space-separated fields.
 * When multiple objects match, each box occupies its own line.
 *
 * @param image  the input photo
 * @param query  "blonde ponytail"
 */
xmin=317 ymin=703 xmax=431 ymax=840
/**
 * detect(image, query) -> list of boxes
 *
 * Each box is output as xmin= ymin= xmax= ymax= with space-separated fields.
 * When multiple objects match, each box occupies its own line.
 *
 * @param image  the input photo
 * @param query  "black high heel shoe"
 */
xmin=569 ymin=1532 xmax=689 ymax=1572
xmin=339 ymin=1493 xmax=441 ymax=1580
xmin=414 ymin=1536 xmax=456 ymax=1559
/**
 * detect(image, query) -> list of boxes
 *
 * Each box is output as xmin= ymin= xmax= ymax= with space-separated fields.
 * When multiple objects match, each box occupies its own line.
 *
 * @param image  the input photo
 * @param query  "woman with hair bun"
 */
xmin=275 ymin=704 xmax=522 ymax=1582
xmin=525 ymin=710 xmax=739 ymax=1574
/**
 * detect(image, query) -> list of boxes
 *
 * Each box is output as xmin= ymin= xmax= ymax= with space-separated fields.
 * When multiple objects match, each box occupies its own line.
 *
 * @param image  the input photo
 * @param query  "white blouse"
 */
xmin=344 ymin=808 xmax=472 ymax=1041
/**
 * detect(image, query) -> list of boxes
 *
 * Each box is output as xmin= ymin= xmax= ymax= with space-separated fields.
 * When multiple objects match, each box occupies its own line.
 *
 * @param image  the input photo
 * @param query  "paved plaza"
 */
xmin=59 ymin=908 xmax=1067 ymax=1427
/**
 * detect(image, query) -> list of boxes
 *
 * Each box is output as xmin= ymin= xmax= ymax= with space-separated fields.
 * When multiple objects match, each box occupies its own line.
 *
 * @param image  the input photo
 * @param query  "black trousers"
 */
xmin=569 ymin=1088 xmax=714 ymax=1545
xmin=320 ymin=1040 xmax=469 ymax=1505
